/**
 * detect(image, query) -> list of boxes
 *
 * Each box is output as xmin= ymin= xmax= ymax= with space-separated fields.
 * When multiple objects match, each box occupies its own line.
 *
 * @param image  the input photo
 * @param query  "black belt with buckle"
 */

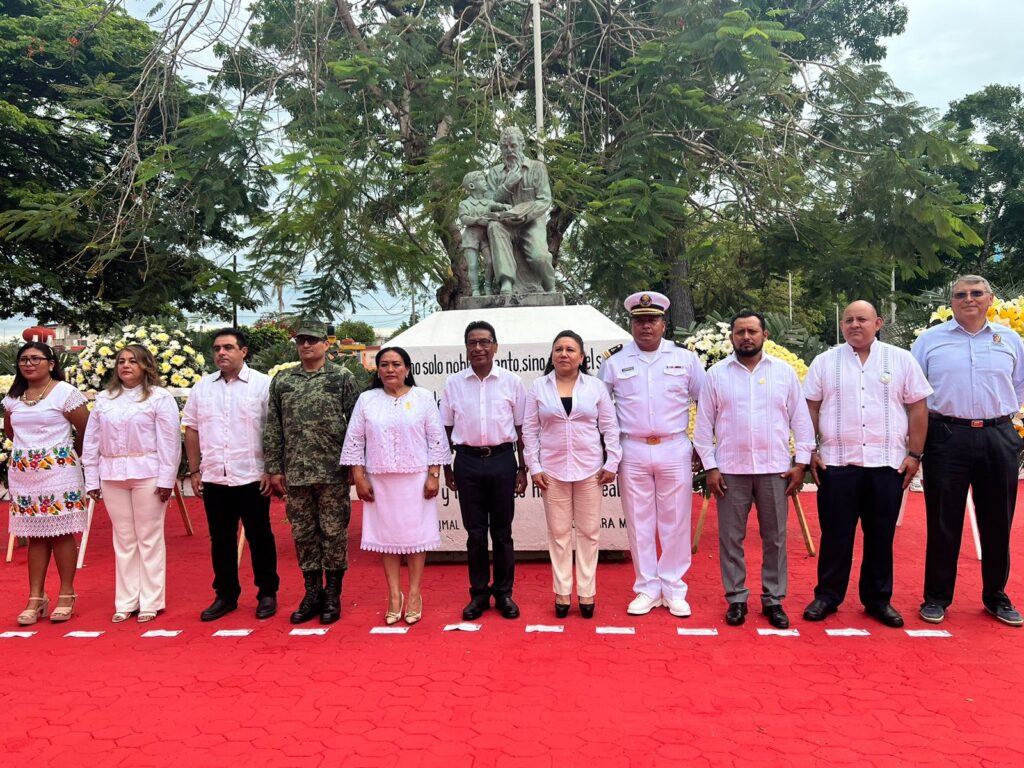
xmin=929 ymin=413 xmax=1013 ymax=428
xmin=454 ymin=442 xmax=515 ymax=458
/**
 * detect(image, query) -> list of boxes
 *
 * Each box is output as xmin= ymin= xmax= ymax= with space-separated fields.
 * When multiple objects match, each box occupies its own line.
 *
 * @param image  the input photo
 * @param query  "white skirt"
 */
xmin=360 ymin=471 xmax=440 ymax=554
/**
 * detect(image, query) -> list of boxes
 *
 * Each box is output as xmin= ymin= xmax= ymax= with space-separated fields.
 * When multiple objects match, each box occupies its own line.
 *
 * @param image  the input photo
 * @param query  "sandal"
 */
xmin=50 ymin=594 xmax=77 ymax=623
xmin=385 ymin=593 xmax=405 ymax=626
xmin=405 ymin=594 xmax=423 ymax=625
xmin=137 ymin=611 xmax=158 ymax=623
xmin=111 ymin=610 xmax=136 ymax=623
xmin=17 ymin=596 xmax=49 ymax=626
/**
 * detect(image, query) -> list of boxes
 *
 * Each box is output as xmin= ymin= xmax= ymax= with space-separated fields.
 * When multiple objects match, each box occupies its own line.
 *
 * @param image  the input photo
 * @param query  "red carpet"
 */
xmin=2 ymin=489 xmax=1023 ymax=766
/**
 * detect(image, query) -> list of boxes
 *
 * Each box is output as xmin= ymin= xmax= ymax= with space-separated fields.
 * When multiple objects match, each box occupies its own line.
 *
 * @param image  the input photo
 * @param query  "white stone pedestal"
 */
xmin=388 ymin=304 xmax=632 ymax=551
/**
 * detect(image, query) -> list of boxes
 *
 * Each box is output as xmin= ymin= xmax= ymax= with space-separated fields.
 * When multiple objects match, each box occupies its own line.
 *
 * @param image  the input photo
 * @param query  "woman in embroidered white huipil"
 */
xmin=3 ymin=342 xmax=91 ymax=625
xmin=522 ymin=330 xmax=621 ymax=620
xmin=340 ymin=347 xmax=449 ymax=626
xmin=82 ymin=344 xmax=181 ymax=624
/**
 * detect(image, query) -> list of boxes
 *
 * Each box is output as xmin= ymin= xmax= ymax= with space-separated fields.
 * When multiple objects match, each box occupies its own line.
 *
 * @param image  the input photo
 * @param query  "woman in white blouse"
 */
xmin=523 ymin=330 xmax=621 ymax=619
xmin=83 ymin=344 xmax=181 ymax=623
xmin=340 ymin=347 xmax=450 ymax=625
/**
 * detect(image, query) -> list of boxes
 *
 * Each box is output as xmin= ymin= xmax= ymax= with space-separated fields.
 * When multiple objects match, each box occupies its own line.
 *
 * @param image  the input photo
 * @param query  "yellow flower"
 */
xmin=154 ymin=333 xmax=170 ymax=342
xmin=135 ymin=329 xmax=148 ymax=339
xmin=98 ymin=346 xmax=113 ymax=356
xmin=160 ymin=363 xmax=171 ymax=374
xmin=81 ymin=360 xmax=93 ymax=371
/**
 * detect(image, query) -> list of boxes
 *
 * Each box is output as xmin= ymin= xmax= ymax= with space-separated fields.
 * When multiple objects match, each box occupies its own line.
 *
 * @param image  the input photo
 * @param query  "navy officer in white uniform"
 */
xmin=599 ymin=291 xmax=705 ymax=616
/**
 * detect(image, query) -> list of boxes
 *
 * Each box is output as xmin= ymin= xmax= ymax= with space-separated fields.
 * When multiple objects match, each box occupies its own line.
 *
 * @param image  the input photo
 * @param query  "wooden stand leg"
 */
xmin=792 ymin=493 xmax=816 ymax=557
xmin=237 ymin=529 xmax=246 ymax=567
xmin=966 ymin=488 xmax=982 ymax=561
xmin=173 ymin=480 xmax=194 ymax=536
xmin=76 ymin=497 xmax=96 ymax=569
xmin=5 ymin=533 xmax=14 ymax=564
xmin=896 ymin=487 xmax=910 ymax=527
xmin=691 ymin=495 xmax=710 ymax=555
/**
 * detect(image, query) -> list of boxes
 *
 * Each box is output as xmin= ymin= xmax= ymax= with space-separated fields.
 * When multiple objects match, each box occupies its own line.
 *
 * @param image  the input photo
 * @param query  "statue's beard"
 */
xmin=504 ymin=151 xmax=523 ymax=169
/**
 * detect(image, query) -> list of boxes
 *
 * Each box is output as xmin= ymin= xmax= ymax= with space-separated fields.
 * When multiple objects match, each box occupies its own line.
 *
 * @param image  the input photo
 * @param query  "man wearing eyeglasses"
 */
xmin=440 ymin=320 xmax=528 ymax=620
xmin=263 ymin=322 xmax=359 ymax=625
xmin=912 ymin=275 xmax=1024 ymax=627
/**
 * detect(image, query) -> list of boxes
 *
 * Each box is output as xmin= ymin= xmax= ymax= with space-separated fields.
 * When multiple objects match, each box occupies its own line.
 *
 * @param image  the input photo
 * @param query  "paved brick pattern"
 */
xmin=2 ymin=491 xmax=1023 ymax=766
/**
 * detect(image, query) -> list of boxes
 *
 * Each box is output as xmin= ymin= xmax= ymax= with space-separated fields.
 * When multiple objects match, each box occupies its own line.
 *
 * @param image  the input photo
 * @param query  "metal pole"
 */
xmin=890 ymin=266 xmax=897 ymax=325
xmin=835 ymin=304 xmax=840 ymax=345
xmin=532 ymin=0 xmax=544 ymax=158
xmin=788 ymin=272 xmax=793 ymax=322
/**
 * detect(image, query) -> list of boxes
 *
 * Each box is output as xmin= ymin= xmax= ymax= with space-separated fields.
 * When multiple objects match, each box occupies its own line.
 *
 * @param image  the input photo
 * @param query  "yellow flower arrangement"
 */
xmin=268 ymin=361 xmax=301 ymax=378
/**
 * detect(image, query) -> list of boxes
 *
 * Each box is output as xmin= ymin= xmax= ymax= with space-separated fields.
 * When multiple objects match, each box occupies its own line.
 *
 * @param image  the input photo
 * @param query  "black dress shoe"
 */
xmin=802 ymin=598 xmax=838 ymax=621
xmin=985 ymin=603 xmax=1024 ymax=627
xmin=462 ymin=596 xmax=490 ymax=621
xmin=554 ymin=602 xmax=570 ymax=619
xmin=763 ymin=604 xmax=790 ymax=629
xmin=865 ymin=603 xmax=904 ymax=628
xmin=725 ymin=602 xmax=748 ymax=626
xmin=200 ymin=598 xmax=238 ymax=622
xmin=255 ymin=595 xmax=277 ymax=620
xmin=495 ymin=595 xmax=520 ymax=619
xmin=579 ymin=602 xmax=595 ymax=620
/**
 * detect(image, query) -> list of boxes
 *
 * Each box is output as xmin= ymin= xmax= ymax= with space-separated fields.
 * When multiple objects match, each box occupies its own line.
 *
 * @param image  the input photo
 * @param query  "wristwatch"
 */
xmin=907 ymin=450 xmax=924 ymax=460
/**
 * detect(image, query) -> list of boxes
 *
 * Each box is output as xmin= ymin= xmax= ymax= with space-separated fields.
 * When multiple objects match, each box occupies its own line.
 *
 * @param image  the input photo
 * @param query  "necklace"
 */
xmin=20 ymin=378 xmax=55 ymax=407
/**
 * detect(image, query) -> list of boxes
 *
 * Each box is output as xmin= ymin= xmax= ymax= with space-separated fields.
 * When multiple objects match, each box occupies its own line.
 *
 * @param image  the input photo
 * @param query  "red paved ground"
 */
xmin=2 ymin=488 xmax=1023 ymax=767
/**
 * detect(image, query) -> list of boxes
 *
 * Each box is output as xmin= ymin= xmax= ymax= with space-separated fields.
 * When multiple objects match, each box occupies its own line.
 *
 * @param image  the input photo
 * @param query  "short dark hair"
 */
xmin=464 ymin=320 xmax=497 ymax=344
xmin=730 ymin=309 xmax=766 ymax=331
xmin=211 ymin=327 xmax=248 ymax=350
xmin=371 ymin=346 xmax=417 ymax=389
xmin=543 ymin=330 xmax=590 ymax=375
xmin=8 ymin=342 xmax=62 ymax=399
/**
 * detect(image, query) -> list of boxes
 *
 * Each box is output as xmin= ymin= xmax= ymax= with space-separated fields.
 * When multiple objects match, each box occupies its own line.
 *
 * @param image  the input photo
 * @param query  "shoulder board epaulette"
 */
xmin=602 ymin=343 xmax=623 ymax=360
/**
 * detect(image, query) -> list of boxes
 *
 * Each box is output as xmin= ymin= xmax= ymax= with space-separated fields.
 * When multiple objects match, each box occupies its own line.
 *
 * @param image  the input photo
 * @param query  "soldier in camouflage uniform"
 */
xmin=263 ymin=323 xmax=360 ymax=624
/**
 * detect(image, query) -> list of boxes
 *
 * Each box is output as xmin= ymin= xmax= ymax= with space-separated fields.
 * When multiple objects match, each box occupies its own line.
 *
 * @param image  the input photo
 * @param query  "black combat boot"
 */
xmin=320 ymin=570 xmax=345 ymax=624
xmin=290 ymin=570 xmax=324 ymax=624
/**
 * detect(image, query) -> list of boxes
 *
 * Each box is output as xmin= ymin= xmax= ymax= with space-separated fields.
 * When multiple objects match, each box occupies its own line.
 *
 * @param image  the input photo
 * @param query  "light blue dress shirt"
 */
xmin=910 ymin=319 xmax=1024 ymax=419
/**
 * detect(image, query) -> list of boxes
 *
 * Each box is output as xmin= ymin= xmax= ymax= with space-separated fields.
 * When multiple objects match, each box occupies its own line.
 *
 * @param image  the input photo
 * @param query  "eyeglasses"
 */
xmin=466 ymin=339 xmax=495 ymax=348
xmin=952 ymin=290 xmax=988 ymax=300
xmin=18 ymin=356 xmax=50 ymax=366
xmin=295 ymin=337 xmax=324 ymax=346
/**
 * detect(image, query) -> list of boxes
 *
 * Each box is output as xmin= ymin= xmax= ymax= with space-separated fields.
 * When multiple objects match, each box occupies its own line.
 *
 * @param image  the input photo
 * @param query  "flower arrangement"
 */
xmin=920 ymin=296 xmax=1024 ymax=338
xmin=268 ymin=361 xmax=300 ymax=378
xmin=65 ymin=323 xmax=206 ymax=392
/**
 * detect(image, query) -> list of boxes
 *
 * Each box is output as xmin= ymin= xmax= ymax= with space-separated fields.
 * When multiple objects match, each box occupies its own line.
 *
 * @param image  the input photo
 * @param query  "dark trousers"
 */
xmin=203 ymin=482 xmax=279 ymax=601
xmin=814 ymin=465 xmax=903 ymax=608
xmin=922 ymin=420 xmax=1019 ymax=609
xmin=453 ymin=451 xmax=517 ymax=598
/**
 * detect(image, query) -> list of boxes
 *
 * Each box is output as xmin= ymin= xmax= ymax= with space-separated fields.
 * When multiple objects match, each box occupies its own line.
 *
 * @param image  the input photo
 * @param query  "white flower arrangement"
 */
xmin=65 ymin=323 xmax=206 ymax=392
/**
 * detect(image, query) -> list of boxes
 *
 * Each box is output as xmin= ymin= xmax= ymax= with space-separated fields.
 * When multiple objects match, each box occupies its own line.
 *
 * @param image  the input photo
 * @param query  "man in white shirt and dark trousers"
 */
xmin=694 ymin=310 xmax=814 ymax=629
xmin=802 ymin=301 xmax=932 ymax=628
xmin=441 ymin=321 xmax=528 ymax=621
xmin=912 ymin=275 xmax=1024 ymax=627
xmin=183 ymin=328 xmax=279 ymax=621
xmin=599 ymin=291 xmax=705 ymax=617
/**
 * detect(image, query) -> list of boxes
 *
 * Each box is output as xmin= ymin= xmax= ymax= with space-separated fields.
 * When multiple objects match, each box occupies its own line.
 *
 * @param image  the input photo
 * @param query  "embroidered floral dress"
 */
xmin=3 ymin=381 xmax=88 ymax=537
xmin=340 ymin=387 xmax=451 ymax=554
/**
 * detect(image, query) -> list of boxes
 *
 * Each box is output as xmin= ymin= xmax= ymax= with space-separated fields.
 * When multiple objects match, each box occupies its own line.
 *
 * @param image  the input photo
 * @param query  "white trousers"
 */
xmin=542 ymin=474 xmax=603 ymax=598
xmin=618 ymin=439 xmax=693 ymax=601
xmin=102 ymin=478 xmax=168 ymax=613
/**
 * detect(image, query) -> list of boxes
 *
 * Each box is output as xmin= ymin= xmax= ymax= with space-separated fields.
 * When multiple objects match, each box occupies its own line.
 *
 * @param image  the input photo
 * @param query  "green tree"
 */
xmin=0 ymin=0 xmax=271 ymax=327
xmin=334 ymin=320 xmax=376 ymax=344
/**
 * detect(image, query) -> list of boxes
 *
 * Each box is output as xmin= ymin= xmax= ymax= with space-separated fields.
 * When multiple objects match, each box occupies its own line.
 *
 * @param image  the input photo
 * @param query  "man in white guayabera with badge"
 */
xmin=599 ymin=291 xmax=705 ymax=617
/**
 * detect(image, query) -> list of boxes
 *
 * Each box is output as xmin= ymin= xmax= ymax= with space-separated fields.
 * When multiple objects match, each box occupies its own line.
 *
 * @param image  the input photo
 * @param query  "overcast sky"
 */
xmin=882 ymin=0 xmax=1024 ymax=115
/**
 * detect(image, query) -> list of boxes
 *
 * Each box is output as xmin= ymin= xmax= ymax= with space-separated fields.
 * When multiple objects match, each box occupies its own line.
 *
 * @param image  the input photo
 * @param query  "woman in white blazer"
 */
xmin=83 ymin=344 xmax=181 ymax=623
xmin=523 ymin=330 xmax=621 ymax=619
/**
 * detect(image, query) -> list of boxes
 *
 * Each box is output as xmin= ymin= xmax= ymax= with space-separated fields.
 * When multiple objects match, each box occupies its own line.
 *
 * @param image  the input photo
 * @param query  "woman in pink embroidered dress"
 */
xmin=3 ymin=342 xmax=90 ymax=625
xmin=340 ymin=347 xmax=450 ymax=626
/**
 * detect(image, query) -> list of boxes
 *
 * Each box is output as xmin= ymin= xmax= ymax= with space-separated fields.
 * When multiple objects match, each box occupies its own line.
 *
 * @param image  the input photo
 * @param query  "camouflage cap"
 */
xmin=293 ymin=321 xmax=328 ymax=340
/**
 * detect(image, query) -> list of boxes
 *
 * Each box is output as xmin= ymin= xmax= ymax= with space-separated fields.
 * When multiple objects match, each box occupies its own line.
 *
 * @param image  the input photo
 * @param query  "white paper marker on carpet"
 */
xmin=677 ymin=627 xmax=718 ymax=636
xmin=65 ymin=630 xmax=104 ymax=638
xmin=826 ymin=628 xmax=871 ymax=637
xmin=596 ymin=626 xmax=635 ymax=635
xmin=0 ymin=631 xmax=36 ymax=638
xmin=370 ymin=626 xmax=409 ymax=634
xmin=525 ymin=624 xmax=564 ymax=633
xmin=213 ymin=629 xmax=253 ymax=637
xmin=757 ymin=628 xmax=800 ymax=637
xmin=290 ymin=627 xmax=330 ymax=636
xmin=905 ymin=629 xmax=952 ymax=638
xmin=443 ymin=623 xmax=482 ymax=632
xmin=141 ymin=629 xmax=182 ymax=638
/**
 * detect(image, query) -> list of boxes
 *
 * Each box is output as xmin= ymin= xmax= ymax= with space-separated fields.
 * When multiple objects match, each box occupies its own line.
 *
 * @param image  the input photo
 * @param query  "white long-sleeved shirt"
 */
xmin=181 ymin=364 xmax=270 ymax=486
xmin=803 ymin=342 xmax=932 ymax=469
xmin=522 ymin=372 xmax=622 ymax=482
xmin=439 ymin=364 xmax=526 ymax=447
xmin=694 ymin=353 xmax=815 ymax=474
xmin=82 ymin=386 xmax=182 ymax=489
xmin=339 ymin=387 xmax=451 ymax=474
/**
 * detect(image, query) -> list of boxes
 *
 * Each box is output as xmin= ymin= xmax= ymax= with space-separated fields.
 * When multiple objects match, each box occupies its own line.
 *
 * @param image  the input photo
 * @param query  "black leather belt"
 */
xmin=454 ymin=442 xmax=515 ymax=458
xmin=929 ymin=413 xmax=1013 ymax=428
